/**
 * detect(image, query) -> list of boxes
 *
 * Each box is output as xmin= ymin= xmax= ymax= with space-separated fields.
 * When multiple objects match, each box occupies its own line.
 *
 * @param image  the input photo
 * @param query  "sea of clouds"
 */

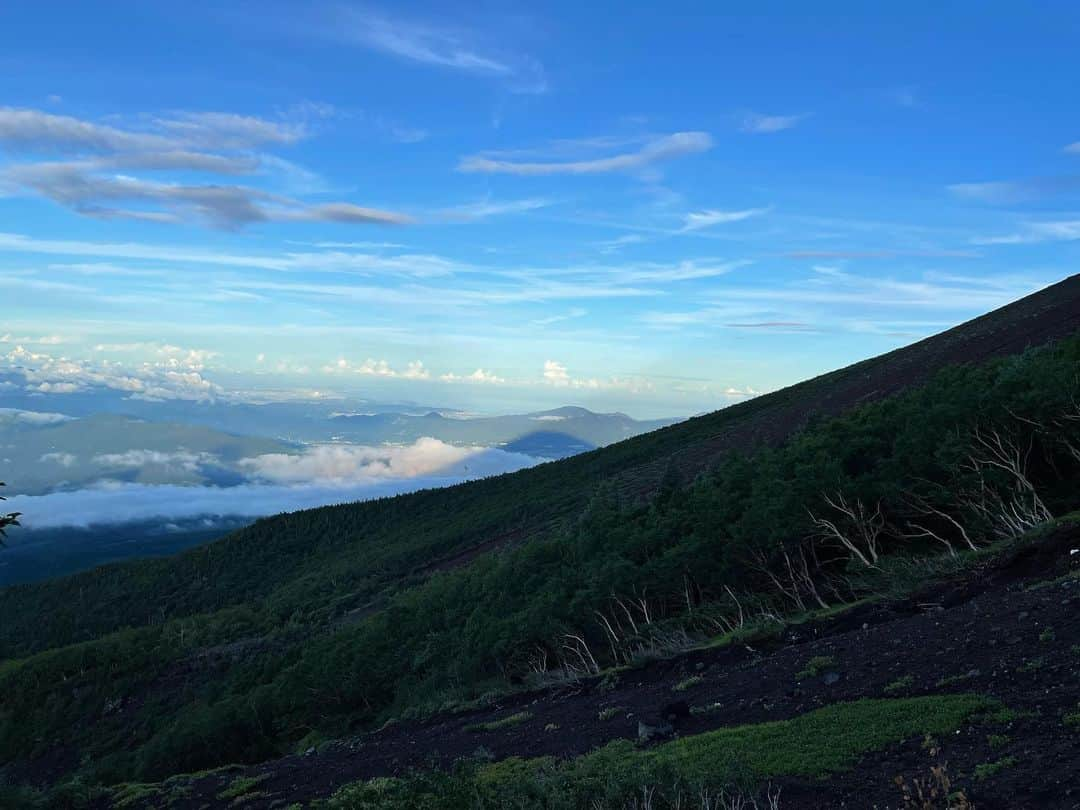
xmin=7 ymin=438 xmax=542 ymax=529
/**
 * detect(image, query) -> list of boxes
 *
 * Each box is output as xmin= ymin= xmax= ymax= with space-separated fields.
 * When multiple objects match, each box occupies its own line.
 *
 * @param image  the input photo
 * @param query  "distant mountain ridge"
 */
xmin=328 ymin=406 xmax=678 ymax=456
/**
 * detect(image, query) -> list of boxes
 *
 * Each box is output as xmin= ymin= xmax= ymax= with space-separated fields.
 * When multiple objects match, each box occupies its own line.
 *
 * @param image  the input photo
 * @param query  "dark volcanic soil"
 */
xmin=120 ymin=523 xmax=1080 ymax=810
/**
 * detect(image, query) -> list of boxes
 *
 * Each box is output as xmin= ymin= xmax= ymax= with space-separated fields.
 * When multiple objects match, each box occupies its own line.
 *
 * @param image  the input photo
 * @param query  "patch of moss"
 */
xmin=672 ymin=675 xmax=703 ymax=692
xmin=883 ymin=675 xmax=915 ymax=694
xmin=1063 ymin=703 xmax=1080 ymax=729
xmin=111 ymin=783 xmax=163 ymax=809
xmin=796 ymin=655 xmax=837 ymax=679
xmin=1017 ymin=657 xmax=1044 ymax=673
xmin=465 ymin=711 xmax=533 ymax=733
xmin=974 ymin=756 xmax=1018 ymax=781
xmin=216 ymin=773 xmax=270 ymax=801
xmin=935 ymin=671 xmax=975 ymax=688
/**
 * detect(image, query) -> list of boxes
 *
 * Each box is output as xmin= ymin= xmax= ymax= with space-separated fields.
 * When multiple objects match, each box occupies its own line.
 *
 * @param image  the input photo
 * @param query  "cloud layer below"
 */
xmin=8 ymin=438 xmax=542 ymax=528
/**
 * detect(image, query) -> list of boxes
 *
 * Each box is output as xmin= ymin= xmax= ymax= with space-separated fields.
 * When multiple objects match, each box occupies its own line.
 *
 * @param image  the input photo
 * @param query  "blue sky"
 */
xmin=3 ymin=1 xmax=1080 ymax=417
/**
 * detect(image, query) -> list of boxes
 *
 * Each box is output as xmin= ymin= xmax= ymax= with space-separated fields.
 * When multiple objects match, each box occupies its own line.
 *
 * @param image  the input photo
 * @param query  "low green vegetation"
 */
xmin=597 ymin=707 xmax=623 ymax=721
xmin=797 ymin=655 xmax=837 ymax=679
xmin=973 ymin=756 xmax=1018 ymax=781
xmin=883 ymin=675 xmax=915 ymax=694
xmin=672 ymin=675 xmax=703 ymax=692
xmin=1017 ymin=657 xmax=1044 ymax=673
xmin=936 ymin=671 xmax=976 ymax=688
xmin=986 ymin=733 xmax=1010 ymax=749
xmin=1063 ymin=704 xmax=1080 ymax=729
xmin=217 ymin=773 xmax=270 ymax=801
xmin=323 ymin=695 xmax=995 ymax=809
xmin=466 ymin=712 xmax=533 ymax=733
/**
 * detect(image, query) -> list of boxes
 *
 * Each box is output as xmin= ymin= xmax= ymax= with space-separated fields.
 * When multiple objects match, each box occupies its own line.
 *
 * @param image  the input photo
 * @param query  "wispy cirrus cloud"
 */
xmin=947 ymin=176 xmax=1080 ymax=203
xmin=738 ymin=111 xmax=809 ymax=133
xmin=438 ymin=197 xmax=553 ymax=221
xmin=323 ymin=6 xmax=547 ymax=94
xmin=681 ymin=207 xmax=769 ymax=232
xmin=970 ymin=219 xmax=1080 ymax=245
xmin=0 ymin=106 xmax=309 ymax=156
xmin=458 ymin=132 xmax=713 ymax=175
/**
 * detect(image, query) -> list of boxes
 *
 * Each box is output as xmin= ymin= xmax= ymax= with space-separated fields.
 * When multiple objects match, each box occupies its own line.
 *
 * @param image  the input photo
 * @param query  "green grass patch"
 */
xmin=986 ymin=733 xmax=1010 ymax=749
xmin=1017 ymin=657 xmax=1045 ymax=673
xmin=216 ymin=773 xmax=270 ymax=801
xmin=935 ymin=671 xmax=976 ymax=688
xmin=597 ymin=707 xmax=623 ymax=721
xmin=1063 ymin=703 xmax=1080 ymax=729
xmin=465 ymin=711 xmax=533 ymax=733
xmin=327 ymin=695 xmax=995 ymax=809
xmin=672 ymin=675 xmax=703 ymax=692
xmin=974 ymin=756 xmax=1018 ymax=781
xmin=796 ymin=655 xmax=836 ymax=679
xmin=883 ymin=675 xmax=915 ymax=694
xmin=111 ymin=783 xmax=164 ymax=809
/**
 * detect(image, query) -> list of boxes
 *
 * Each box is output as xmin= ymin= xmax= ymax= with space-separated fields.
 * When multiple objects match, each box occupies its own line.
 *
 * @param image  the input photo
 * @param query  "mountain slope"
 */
xmin=99 ymin=517 xmax=1080 ymax=809
xmin=4 ymin=276 xmax=1080 ymax=658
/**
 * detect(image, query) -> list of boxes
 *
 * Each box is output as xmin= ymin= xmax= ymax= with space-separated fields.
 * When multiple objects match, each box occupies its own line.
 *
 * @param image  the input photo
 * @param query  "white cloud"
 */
xmin=0 ymin=106 xmax=409 ymax=229
xmin=0 ymin=408 xmax=76 ymax=425
xmin=39 ymin=451 xmax=77 ymax=466
xmin=458 ymin=132 xmax=713 ymax=175
xmin=542 ymin=359 xmax=570 ymax=384
xmin=0 ymin=106 xmax=307 ymax=154
xmin=323 ymin=357 xmax=431 ymax=379
xmin=7 ymin=443 xmax=541 ymax=529
xmin=439 ymin=368 xmax=505 ymax=384
xmin=739 ymin=112 xmax=808 ymax=133
xmin=3 ymin=344 xmax=223 ymax=400
xmin=239 ymin=438 xmax=516 ymax=484
xmin=3 ymin=161 xmax=411 ymax=229
xmin=1064 ymin=142 xmax=1080 ymax=154
xmin=539 ymin=359 xmax=652 ymax=393
xmin=0 ymin=332 xmax=66 ymax=345
xmin=93 ymin=449 xmax=212 ymax=471
xmin=681 ymin=207 xmax=769 ymax=231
